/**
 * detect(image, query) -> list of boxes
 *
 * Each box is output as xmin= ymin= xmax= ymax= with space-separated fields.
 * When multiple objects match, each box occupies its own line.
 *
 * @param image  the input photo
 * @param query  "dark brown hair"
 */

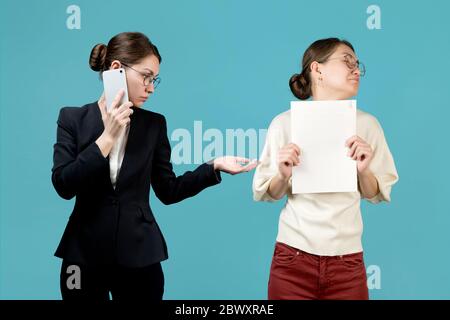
xmin=89 ymin=32 xmax=162 ymax=73
xmin=289 ymin=38 xmax=355 ymax=100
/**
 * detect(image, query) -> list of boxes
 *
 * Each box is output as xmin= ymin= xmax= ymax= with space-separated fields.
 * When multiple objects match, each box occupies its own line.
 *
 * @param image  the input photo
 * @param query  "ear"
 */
xmin=310 ymin=61 xmax=322 ymax=77
xmin=109 ymin=60 xmax=122 ymax=70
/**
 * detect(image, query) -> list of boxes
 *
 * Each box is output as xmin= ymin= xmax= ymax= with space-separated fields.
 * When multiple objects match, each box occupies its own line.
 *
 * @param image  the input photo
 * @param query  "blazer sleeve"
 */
xmin=151 ymin=115 xmax=222 ymax=205
xmin=51 ymin=107 xmax=109 ymax=200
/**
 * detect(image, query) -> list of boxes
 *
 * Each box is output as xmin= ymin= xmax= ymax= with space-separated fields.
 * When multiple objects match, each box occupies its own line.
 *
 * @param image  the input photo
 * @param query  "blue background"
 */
xmin=1 ymin=0 xmax=449 ymax=299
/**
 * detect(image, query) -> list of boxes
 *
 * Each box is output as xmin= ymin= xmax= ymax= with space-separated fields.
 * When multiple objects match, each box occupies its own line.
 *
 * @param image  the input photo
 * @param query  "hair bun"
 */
xmin=289 ymin=72 xmax=311 ymax=100
xmin=89 ymin=43 xmax=107 ymax=72
xmin=298 ymin=73 xmax=308 ymax=88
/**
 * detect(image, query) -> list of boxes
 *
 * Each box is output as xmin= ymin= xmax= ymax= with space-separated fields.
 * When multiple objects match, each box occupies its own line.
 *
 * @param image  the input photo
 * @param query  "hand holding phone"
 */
xmin=98 ymin=88 xmax=134 ymax=142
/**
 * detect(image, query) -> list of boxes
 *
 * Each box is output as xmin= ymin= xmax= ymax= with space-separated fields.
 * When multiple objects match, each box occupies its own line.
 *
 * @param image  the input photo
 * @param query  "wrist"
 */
xmin=208 ymin=159 xmax=219 ymax=171
xmin=96 ymin=132 xmax=114 ymax=158
xmin=276 ymin=172 xmax=291 ymax=183
xmin=100 ymin=131 xmax=114 ymax=145
xmin=358 ymin=169 xmax=373 ymax=179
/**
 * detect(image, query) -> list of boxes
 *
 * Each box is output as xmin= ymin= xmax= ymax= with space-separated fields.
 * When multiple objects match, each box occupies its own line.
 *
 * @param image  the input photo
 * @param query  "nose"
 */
xmin=145 ymin=82 xmax=155 ymax=94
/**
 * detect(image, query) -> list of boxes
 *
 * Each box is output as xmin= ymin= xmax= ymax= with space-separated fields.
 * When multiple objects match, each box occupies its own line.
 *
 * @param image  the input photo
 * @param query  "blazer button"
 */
xmin=111 ymin=199 xmax=118 ymax=205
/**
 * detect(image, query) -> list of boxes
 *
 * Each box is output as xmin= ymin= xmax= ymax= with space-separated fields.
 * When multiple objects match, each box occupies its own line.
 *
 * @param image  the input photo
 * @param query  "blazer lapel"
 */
xmin=90 ymin=101 xmax=106 ymax=141
xmin=114 ymin=106 xmax=141 ymax=193
xmin=90 ymin=101 xmax=116 ymax=193
xmin=90 ymin=102 xmax=144 ymax=194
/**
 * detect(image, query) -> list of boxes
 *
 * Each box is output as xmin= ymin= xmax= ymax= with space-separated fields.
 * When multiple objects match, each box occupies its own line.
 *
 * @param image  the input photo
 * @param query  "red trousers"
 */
xmin=268 ymin=242 xmax=369 ymax=300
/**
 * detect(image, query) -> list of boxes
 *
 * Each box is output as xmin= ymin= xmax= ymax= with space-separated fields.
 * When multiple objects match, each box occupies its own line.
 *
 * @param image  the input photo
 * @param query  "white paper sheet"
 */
xmin=291 ymin=100 xmax=357 ymax=194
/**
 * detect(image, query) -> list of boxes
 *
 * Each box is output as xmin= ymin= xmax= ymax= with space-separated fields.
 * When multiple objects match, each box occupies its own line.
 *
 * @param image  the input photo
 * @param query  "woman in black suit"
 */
xmin=52 ymin=32 xmax=256 ymax=301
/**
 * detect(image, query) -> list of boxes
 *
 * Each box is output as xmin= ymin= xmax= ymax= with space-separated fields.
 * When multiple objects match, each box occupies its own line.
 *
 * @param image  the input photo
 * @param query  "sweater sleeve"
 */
xmin=363 ymin=117 xmax=399 ymax=204
xmin=252 ymin=117 xmax=286 ymax=202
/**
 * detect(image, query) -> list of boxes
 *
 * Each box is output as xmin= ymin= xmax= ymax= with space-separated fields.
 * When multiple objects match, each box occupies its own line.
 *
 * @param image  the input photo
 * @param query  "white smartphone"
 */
xmin=103 ymin=68 xmax=130 ymax=111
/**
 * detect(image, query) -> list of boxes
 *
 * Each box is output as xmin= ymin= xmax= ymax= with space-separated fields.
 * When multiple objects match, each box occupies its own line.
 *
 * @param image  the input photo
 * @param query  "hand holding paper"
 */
xmin=277 ymin=143 xmax=301 ymax=180
xmin=345 ymin=135 xmax=374 ymax=174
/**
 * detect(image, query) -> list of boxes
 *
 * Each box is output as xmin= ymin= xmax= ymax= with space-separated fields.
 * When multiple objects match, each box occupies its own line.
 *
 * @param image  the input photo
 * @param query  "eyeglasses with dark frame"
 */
xmin=323 ymin=54 xmax=366 ymax=77
xmin=121 ymin=62 xmax=161 ymax=88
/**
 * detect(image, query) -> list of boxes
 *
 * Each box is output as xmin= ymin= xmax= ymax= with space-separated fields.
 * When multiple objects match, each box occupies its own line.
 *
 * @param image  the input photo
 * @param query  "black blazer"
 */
xmin=52 ymin=101 xmax=221 ymax=268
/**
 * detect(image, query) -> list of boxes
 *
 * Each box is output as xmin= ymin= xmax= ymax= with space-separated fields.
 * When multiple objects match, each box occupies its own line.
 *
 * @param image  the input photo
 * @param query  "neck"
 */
xmin=312 ymin=89 xmax=349 ymax=101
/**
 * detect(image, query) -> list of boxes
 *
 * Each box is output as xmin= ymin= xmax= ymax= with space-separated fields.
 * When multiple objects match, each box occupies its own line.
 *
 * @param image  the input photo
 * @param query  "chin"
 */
xmin=350 ymin=84 xmax=359 ymax=95
xmin=345 ymin=87 xmax=359 ymax=98
xmin=132 ymin=100 xmax=144 ymax=108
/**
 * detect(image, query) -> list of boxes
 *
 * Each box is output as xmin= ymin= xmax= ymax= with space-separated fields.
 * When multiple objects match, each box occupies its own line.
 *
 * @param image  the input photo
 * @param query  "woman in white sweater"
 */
xmin=253 ymin=38 xmax=398 ymax=300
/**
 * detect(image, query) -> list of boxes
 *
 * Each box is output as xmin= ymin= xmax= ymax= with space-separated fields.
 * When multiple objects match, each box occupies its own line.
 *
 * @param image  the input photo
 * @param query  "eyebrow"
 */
xmin=342 ymin=52 xmax=358 ymax=60
xmin=143 ymin=68 xmax=156 ymax=75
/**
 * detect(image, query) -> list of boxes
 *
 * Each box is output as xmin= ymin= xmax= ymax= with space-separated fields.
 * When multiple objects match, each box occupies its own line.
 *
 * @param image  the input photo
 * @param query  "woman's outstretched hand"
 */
xmin=213 ymin=156 xmax=258 ymax=175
